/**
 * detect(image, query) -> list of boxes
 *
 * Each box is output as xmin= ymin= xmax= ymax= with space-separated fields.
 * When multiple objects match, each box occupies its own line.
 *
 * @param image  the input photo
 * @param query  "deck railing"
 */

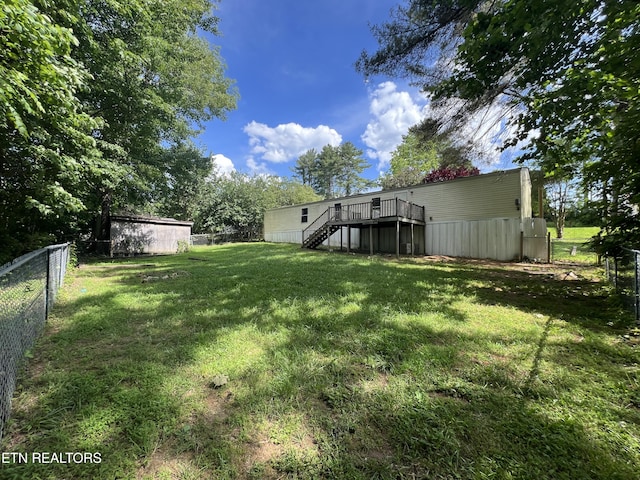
xmin=329 ymin=198 xmax=424 ymax=223
xmin=303 ymin=199 xmax=426 ymax=246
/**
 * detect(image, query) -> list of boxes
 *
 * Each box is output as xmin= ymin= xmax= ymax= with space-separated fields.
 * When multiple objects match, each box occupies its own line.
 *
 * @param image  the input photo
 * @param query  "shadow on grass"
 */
xmin=2 ymin=243 xmax=638 ymax=479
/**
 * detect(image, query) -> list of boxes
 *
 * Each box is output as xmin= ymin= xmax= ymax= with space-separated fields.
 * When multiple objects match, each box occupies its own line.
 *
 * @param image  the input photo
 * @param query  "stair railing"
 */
xmin=302 ymin=208 xmax=330 ymax=245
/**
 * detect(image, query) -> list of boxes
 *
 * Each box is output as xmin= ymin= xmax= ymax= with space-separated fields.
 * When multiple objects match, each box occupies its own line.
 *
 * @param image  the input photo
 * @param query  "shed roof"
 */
xmin=110 ymin=214 xmax=193 ymax=227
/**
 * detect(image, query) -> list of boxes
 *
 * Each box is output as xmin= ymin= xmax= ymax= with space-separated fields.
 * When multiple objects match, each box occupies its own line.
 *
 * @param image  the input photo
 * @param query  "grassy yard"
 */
xmin=2 ymin=243 xmax=639 ymax=479
xmin=549 ymin=226 xmax=601 ymax=264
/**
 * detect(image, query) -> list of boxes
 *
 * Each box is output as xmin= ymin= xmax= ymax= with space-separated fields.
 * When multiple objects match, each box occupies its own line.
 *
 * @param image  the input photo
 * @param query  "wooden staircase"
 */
xmin=302 ymin=222 xmax=341 ymax=249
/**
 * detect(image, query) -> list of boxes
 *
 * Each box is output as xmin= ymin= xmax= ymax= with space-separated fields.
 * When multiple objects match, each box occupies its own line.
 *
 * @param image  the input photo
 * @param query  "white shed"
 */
xmin=110 ymin=215 xmax=193 ymax=255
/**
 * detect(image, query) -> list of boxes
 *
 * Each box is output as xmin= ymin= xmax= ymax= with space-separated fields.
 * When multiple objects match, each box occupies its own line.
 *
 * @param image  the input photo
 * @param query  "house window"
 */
xmin=372 ymin=197 xmax=381 ymax=207
xmin=301 ymin=208 xmax=308 ymax=223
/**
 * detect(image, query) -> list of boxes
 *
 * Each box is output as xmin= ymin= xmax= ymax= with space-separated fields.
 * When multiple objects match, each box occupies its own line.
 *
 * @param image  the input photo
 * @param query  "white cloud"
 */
xmin=361 ymin=81 xmax=429 ymax=171
xmin=210 ymin=153 xmax=235 ymax=176
xmin=246 ymin=156 xmax=273 ymax=176
xmin=361 ymin=81 xmax=524 ymax=171
xmin=244 ymin=121 xmax=342 ymax=163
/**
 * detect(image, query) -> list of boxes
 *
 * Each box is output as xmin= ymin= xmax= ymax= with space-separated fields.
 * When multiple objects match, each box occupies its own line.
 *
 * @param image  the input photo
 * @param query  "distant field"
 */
xmin=549 ymin=226 xmax=600 ymax=264
xmin=548 ymin=226 xmax=600 ymax=241
xmin=3 ymin=243 xmax=637 ymax=479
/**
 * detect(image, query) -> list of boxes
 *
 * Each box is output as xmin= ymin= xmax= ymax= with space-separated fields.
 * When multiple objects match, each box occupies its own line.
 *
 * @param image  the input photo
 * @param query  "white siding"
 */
xmin=412 ymin=169 xmax=525 ymax=222
xmin=111 ymin=218 xmax=192 ymax=255
xmin=264 ymin=230 xmax=302 ymax=244
xmin=263 ymin=168 xmax=539 ymax=261
xmin=264 ymin=168 xmax=531 ymax=238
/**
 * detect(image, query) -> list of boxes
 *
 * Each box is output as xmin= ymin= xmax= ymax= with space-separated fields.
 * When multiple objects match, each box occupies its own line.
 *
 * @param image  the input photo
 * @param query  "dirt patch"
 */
xmin=79 ymin=263 xmax=157 ymax=270
xmin=136 ymin=446 xmax=197 ymax=480
xmin=140 ymin=270 xmax=190 ymax=283
xmin=242 ymin=434 xmax=286 ymax=477
xmin=430 ymin=388 xmax=472 ymax=403
xmin=359 ymin=372 xmax=390 ymax=394
xmin=200 ymin=389 xmax=234 ymax=425
xmin=416 ymin=255 xmax=602 ymax=279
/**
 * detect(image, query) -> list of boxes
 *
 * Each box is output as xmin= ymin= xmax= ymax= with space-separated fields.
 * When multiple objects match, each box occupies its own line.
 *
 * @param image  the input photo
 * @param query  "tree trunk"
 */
xmin=93 ymin=190 xmax=112 ymax=254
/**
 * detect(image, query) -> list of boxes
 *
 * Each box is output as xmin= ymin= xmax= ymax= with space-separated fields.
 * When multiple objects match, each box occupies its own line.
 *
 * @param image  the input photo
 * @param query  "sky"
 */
xmin=196 ymin=0 xmax=520 ymax=181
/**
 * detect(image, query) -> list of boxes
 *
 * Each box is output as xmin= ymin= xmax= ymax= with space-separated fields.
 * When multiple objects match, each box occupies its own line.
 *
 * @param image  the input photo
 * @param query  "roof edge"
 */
xmin=110 ymin=214 xmax=193 ymax=227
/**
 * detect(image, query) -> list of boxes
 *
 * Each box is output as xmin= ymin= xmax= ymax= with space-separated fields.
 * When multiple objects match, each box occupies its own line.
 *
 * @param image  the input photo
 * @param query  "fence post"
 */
xmin=547 ymin=232 xmax=551 ymax=264
xmin=44 ymin=248 xmax=51 ymax=320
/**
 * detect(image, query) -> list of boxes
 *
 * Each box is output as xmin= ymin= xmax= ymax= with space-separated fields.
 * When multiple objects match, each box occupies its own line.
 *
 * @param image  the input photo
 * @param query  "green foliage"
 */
xmin=3 ymin=244 xmax=638 ymax=479
xmin=0 ymin=0 xmax=104 ymax=259
xmin=147 ymin=144 xmax=213 ymax=221
xmin=380 ymin=130 xmax=440 ymax=190
xmin=194 ymin=173 xmax=321 ymax=237
xmin=0 ymin=0 xmax=238 ymax=261
xmin=294 ymin=142 xmax=375 ymax=199
xmin=71 ymin=0 xmax=238 ymax=238
xmin=176 ymin=239 xmax=190 ymax=253
xmin=358 ymin=0 xmax=640 ymax=250
xmin=380 ymin=121 xmax=475 ymax=189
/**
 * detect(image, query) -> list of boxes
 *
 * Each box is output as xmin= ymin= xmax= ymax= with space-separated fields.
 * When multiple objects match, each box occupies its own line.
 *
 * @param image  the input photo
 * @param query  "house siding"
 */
xmin=263 ymin=168 xmax=543 ymax=260
xmin=265 ymin=168 xmax=530 ymax=235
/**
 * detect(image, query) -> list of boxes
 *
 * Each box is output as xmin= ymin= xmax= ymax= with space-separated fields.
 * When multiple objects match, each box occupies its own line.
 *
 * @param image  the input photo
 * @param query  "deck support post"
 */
xmin=347 ymin=227 xmax=351 ymax=253
xmin=340 ymin=227 xmax=343 ymax=252
xmin=411 ymin=223 xmax=414 ymax=257
xmin=396 ymin=219 xmax=400 ymax=259
xmin=424 ymin=224 xmax=428 ymax=255
xmin=369 ymin=224 xmax=373 ymax=256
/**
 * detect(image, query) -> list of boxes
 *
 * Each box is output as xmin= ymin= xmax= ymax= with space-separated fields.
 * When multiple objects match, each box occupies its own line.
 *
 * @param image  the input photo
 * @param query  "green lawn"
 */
xmin=549 ymin=226 xmax=601 ymax=264
xmin=2 ymin=243 xmax=639 ymax=479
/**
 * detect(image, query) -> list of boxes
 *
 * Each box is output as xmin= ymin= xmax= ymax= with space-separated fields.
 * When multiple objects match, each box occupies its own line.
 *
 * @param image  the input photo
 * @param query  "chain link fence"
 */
xmin=605 ymin=248 xmax=640 ymax=324
xmin=0 ymin=243 xmax=70 ymax=440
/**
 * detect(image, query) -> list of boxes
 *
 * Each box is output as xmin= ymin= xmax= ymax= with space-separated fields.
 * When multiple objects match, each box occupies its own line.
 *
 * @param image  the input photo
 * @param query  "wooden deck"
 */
xmin=327 ymin=198 xmax=425 ymax=226
xmin=302 ymin=198 xmax=425 ymax=255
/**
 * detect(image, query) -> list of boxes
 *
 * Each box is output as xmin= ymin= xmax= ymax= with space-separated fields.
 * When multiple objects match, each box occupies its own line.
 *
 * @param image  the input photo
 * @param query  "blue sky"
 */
xmin=196 ymin=0 xmax=518 ymax=181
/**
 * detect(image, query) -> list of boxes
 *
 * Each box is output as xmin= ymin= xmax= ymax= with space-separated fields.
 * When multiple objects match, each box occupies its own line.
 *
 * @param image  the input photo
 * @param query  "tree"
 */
xmin=380 ymin=130 xmax=440 ymax=189
xmin=0 ymin=0 xmax=238 ymax=259
xmin=194 ymin=173 xmax=320 ymax=238
xmin=69 ymin=0 xmax=238 ymax=243
xmin=262 ymin=177 xmax=324 ymax=210
xmin=334 ymin=142 xmax=374 ymax=196
xmin=380 ymin=121 xmax=475 ymax=189
xmin=357 ymin=0 xmax=640 ymax=250
xmin=422 ymin=165 xmax=480 ymax=184
xmin=0 ymin=0 xmax=106 ymax=261
xmin=293 ymin=142 xmax=374 ymax=199
xmin=147 ymin=144 xmax=213 ymax=222
xmin=546 ymin=178 xmax=572 ymax=240
xmin=292 ymin=149 xmax=317 ymax=187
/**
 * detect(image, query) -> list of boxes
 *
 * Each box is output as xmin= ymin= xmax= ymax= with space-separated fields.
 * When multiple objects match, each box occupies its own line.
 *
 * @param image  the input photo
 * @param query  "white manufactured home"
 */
xmin=264 ymin=168 xmax=548 ymax=262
